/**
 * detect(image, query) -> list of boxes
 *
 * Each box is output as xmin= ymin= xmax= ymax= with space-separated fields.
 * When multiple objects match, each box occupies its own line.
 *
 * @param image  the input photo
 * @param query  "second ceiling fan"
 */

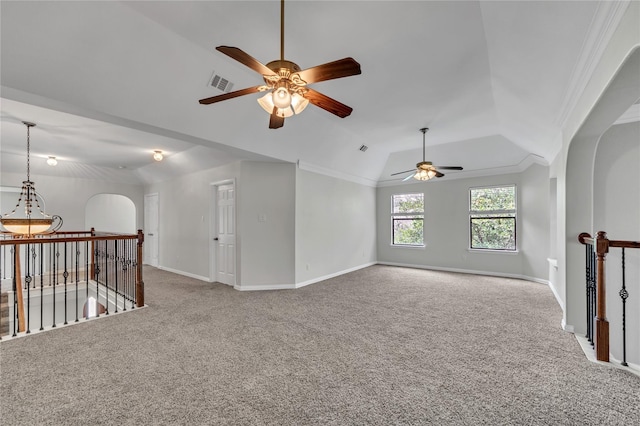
xmin=391 ymin=128 xmax=463 ymax=181
xmin=199 ymin=0 xmax=361 ymax=129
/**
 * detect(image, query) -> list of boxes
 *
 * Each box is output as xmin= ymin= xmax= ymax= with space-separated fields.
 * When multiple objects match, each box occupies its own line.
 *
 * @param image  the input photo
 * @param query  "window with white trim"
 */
xmin=391 ymin=193 xmax=424 ymax=246
xmin=469 ymin=185 xmax=516 ymax=251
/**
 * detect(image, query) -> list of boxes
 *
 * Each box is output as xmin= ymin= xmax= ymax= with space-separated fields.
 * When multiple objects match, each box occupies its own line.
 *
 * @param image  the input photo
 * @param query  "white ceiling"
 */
xmin=0 ymin=1 xmax=627 ymax=185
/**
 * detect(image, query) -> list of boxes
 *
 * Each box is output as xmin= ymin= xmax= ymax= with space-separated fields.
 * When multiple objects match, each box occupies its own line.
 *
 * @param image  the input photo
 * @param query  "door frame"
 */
xmin=210 ymin=179 xmax=237 ymax=286
xmin=143 ymin=192 xmax=159 ymax=267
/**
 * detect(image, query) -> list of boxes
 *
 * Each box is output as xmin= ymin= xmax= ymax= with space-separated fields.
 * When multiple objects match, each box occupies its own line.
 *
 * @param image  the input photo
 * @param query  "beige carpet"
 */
xmin=1 ymin=265 xmax=638 ymax=425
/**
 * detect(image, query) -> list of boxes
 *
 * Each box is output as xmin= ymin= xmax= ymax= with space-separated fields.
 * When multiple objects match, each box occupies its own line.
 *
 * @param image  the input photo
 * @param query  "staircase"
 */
xmin=0 ymin=292 xmax=9 ymax=338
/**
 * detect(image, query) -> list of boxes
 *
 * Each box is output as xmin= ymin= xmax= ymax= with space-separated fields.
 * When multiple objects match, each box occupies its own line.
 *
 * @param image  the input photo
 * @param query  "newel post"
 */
xmin=595 ymin=231 xmax=610 ymax=362
xmin=136 ymin=229 xmax=144 ymax=307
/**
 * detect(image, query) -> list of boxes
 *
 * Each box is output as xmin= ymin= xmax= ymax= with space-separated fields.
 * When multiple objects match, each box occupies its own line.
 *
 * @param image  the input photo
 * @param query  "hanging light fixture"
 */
xmin=47 ymin=156 xmax=58 ymax=166
xmin=414 ymin=167 xmax=437 ymax=181
xmin=153 ymin=150 xmax=164 ymax=161
xmin=414 ymin=128 xmax=436 ymax=181
xmin=0 ymin=122 xmax=62 ymax=236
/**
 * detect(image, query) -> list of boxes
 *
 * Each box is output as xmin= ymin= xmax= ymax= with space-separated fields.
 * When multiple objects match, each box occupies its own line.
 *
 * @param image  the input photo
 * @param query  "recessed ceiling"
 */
xmin=0 ymin=1 xmax=626 ymax=185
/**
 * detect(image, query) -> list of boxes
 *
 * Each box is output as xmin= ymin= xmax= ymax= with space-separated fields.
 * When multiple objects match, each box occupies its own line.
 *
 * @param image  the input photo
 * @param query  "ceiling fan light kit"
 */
xmin=199 ymin=0 xmax=361 ymax=129
xmin=391 ymin=127 xmax=464 ymax=182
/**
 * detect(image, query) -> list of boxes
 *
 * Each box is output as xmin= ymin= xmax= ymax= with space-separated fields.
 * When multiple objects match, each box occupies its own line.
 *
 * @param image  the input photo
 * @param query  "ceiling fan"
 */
xmin=198 ymin=0 xmax=361 ymax=129
xmin=391 ymin=128 xmax=463 ymax=181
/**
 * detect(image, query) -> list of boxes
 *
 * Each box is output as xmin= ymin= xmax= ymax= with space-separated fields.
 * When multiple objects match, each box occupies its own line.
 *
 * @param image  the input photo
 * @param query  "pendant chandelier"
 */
xmin=0 ymin=121 xmax=62 ymax=236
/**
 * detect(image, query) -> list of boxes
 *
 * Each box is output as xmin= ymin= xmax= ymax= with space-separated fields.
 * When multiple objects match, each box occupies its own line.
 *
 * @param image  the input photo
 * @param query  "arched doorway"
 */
xmin=85 ymin=194 xmax=136 ymax=234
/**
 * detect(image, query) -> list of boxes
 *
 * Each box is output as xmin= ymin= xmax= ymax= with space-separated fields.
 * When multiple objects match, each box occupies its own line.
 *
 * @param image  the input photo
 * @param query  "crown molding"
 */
xmin=376 ymin=153 xmax=548 ymax=187
xmin=297 ymin=160 xmax=378 ymax=188
xmin=614 ymin=103 xmax=640 ymax=125
xmin=554 ymin=1 xmax=631 ymax=129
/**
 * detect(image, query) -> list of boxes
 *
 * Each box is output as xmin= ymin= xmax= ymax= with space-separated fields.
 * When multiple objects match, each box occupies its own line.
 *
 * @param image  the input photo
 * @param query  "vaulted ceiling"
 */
xmin=0 ymin=1 xmax=628 ymax=186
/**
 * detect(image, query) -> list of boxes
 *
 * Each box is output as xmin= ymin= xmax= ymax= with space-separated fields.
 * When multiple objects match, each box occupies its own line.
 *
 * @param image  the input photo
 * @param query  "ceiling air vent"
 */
xmin=359 ymin=144 xmax=368 ymax=152
xmin=208 ymin=72 xmax=234 ymax=93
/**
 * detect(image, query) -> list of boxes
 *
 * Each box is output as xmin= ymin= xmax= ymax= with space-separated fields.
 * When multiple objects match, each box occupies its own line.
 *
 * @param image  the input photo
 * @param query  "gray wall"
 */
xmin=295 ymin=169 xmax=377 ymax=284
xmin=376 ymin=164 xmax=550 ymax=282
xmin=238 ymin=161 xmax=296 ymax=289
xmin=145 ymin=161 xmax=375 ymax=289
xmin=594 ymin=121 xmax=640 ymax=365
xmin=145 ymin=162 xmax=240 ymax=281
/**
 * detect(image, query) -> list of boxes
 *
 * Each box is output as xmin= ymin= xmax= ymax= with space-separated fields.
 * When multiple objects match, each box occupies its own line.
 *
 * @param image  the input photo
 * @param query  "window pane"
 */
xmin=392 ymin=193 xmax=424 ymax=213
xmin=393 ymin=217 xmax=423 ymax=245
xmin=470 ymin=217 xmax=515 ymax=250
xmin=470 ymin=186 xmax=515 ymax=212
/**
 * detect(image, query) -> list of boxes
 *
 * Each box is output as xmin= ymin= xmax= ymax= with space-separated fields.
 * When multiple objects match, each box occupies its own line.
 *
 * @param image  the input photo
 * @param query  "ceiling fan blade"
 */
xmin=402 ymin=173 xmax=416 ymax=182
xmin=391 ymin=169 xmax=416 ymax=176
xmin=304 ymin=89 xmax=353 ymax=118
xmin=199 ymin=85 xmax=263 ymax=105
xmin=434 ymin=166 xmax=463 ymax=170
xmin=435 ymin=171 xmax=445 ymax=178
xmin=293 ymin=58 xmax=361 ymax=85
xmin=269 ymin=107 xmax=285 ymax=129
xmin=216 ymin=46 xmax=276 ymax=76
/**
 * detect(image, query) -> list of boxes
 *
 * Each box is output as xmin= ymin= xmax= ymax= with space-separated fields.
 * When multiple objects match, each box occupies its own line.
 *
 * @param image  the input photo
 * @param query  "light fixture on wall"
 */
xmin=0 ymin=121 xmax=62 ymax=236
xmin=47 ymin=156 xmax=58 ymax=166
xmin=153 ymin=150 xmax=164 ymax=161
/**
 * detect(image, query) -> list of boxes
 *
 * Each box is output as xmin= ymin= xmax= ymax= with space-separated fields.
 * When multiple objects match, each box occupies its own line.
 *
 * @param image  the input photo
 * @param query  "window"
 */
xmin=469 ymin=185 xmax=516 ymax=251
xmin=391 ymin=193 xmax=424 ymax=246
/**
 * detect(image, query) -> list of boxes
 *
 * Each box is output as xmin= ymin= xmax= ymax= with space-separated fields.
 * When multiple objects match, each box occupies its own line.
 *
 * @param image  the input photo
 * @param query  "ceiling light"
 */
xmin=272 ymin=82 xmax=292 ymax=109
xmin=414 ymin=168 xmax=437 ymax=181
xmin=153 ymin=150 xmax=164 ymax=161
xmin=0 ymin=122 xmax=62 ymax=236
xmin=47 ymin=156 xmax=58 ymax=166
xmin=258 ymin=91 xmax=308 ymax=118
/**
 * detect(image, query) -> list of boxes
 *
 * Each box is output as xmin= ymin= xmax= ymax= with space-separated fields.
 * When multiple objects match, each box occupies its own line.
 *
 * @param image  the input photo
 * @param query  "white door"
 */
xmin=144 ymin=193 xmax=159 ymax=267
xmin=215 ymin=184 xmax=236 ymax=285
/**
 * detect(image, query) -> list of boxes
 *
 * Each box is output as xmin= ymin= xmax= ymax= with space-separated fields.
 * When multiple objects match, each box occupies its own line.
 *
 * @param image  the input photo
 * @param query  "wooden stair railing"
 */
xmin=578 ymin=231 xmax=640 ymax=362
xmin=1 ymin=230 xmax=144 ymax=337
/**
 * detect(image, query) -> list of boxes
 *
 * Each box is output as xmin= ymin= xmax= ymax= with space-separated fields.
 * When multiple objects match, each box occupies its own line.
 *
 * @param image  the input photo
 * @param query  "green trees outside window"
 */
xmin=469 ymin=185 xmax=516 ymax=250
xmin=392 ymin=193 xmax=424 ymax=246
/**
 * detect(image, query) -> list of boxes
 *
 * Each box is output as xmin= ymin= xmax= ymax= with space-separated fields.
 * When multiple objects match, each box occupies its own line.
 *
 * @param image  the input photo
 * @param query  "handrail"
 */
xmin=578 ymin=231 xmax=639 ymax=363
xmin=0 ymin=229 xmax=144 ymax=339
xmin=0 ymin=233 xmax=139 ymax=246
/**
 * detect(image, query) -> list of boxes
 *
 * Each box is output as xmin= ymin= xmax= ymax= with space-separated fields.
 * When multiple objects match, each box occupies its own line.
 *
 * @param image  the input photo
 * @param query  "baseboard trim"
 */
xmin=295 ymin=262 xmax=377 ymax=289
xmin=157 ymin=266 xmax=209 ymax=282
xmin=575 ymin=334 xmax=640 ymax=378
xmin=547 ymin=281 xmax=565 ymax=311
xmin=562 ymin=319 xmax=574 ymax=333
xmin=376 ymin=261 xmax=548 ymax=285
xmin=235 ymin=283 xmax=296 ymax=291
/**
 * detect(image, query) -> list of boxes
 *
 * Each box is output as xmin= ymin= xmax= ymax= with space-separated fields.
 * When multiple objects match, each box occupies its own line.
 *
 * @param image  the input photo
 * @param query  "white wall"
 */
xmin=238 ymin=161 xmax=296 ymax=289
xmin=85 ymin=193 xmax=136 ymax=233
xmin=593 ymin=121 xmax=640 ymax=365
xmin=144 ymin=162 xmax=240 ymax=281
xmin=559 ymin=1 xmax=640 ymax=333
xmin=0 ymin=171 xmax=144 ymax=232
xmin=295 ymin=169 xmax=377 ymax=284
xmin=377 ymin=164 xmax=550 ymax=282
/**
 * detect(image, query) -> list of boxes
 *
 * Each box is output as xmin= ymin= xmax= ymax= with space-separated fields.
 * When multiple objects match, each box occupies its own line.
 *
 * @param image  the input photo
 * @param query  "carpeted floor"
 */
xmin=0 ymin=265 xmax=638 ymax=425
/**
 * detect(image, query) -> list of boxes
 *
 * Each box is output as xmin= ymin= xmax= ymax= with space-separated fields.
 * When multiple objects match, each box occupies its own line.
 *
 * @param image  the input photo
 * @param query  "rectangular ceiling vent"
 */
xmin=208 ymin=72 xmax=234 ymax=93
xmin=359 ymin=144 xmax=368 ymax=152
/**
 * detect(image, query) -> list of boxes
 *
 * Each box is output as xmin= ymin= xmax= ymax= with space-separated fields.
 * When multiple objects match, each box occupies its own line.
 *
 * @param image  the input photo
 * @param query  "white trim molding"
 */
xmin=297 ymin=160 xmax=378 ymax=188
xmin=554 ymin=1 xmax=632 ymax=128
xmin=377 ymin=261 xmax=549 ymax=285
xmin=614 ymin=103 xmax=640 ymax=125
xmin=295 ymin=262 xmax=377 ymax=289
xmin=158 ymin=265 xmax=210 ymax=282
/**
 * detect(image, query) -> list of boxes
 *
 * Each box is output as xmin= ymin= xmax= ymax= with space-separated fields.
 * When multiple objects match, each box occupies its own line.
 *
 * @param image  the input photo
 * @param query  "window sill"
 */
xmin=391 ymin=244 xmax=426 ymax=250
xmin=468 ymin=248 xmax=519 ymax=255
